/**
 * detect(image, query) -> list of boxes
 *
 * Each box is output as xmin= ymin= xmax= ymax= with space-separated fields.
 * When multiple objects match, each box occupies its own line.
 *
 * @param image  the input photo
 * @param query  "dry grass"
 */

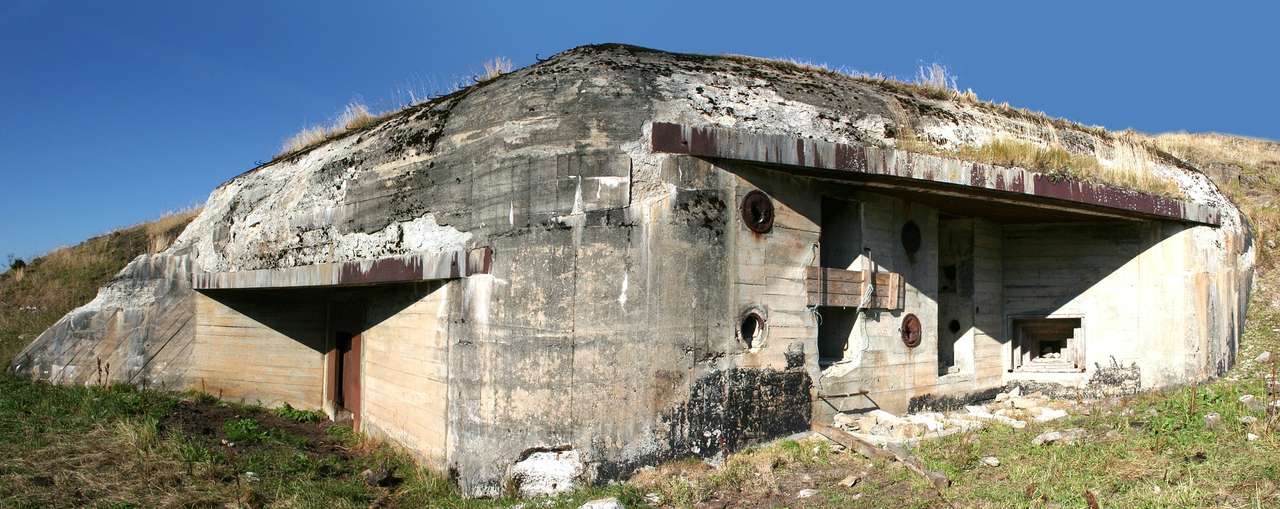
xmin=899 ymin=137 xmax=1182 ymax=197
xmin=479 ymin=56 xmax=513 ymax=81
xmin=278 ymin=101 xmax=385 ymax=157
xmin=0 ymin=210 xmax=197 ymax=365
xmin=1144 ymin=132 xmax=1280 ymax=269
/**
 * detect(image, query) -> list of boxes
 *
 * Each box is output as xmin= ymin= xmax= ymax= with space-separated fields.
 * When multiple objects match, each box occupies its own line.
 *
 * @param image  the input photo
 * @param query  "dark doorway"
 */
xmin=818 ymin=197 xmax=863 ymax=365
xmin=335 ymin=331 xmax=362 ymax=430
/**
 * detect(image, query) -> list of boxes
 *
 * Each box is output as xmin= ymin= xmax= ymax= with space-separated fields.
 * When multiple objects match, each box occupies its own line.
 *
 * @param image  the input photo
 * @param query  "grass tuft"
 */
xmin=899 ymin=137 xmax=1183 ymax=197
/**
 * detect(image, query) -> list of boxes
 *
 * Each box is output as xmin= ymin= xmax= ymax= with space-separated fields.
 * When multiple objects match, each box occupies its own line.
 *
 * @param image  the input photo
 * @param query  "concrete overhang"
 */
xmin=651 ymin=122 xmax=1220 ymax=226
xmin=192 ymin=248 xmax=492 ymax=291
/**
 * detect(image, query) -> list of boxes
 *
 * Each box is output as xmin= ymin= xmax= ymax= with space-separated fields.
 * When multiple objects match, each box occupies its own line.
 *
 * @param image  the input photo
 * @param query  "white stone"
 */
xmin=1034 ymin=408 xmax=1069 ymax=422
xmin=1204 ymin=412 xmax=1222 ymax=429
xmin=1247 ymin=433 xmax=1260 ymax=442
xmin=507 ymin=449 xmax=586 ymax=498
xmin=579 ymin=497 xmax=622 ymax=509
xmin=965 ymin=405 xmax=994 ymax=418
xmin=837 ymin=474 xmax=862 ymax=487
xmin=796 ymin=488 xmax=819 ymax=499
xmin=869 ymin=409 xmax=901 ymax=425
xmin=832 ymin=412 xmax=859 ymax=428
xmin=1240 ymin=415 xmax=1258 ymax=424
xmin=981 ymin=456 xmax=1000 ymax=467
xmin=1257 ymin=351 xmax=1273 ymax=364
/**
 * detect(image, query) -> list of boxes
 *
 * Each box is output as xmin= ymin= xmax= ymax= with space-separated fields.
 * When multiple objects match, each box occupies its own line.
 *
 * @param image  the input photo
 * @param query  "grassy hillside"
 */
xmin=0 ymin=211 xmax=197 ymax=366
xmin=0 ymin=132 xmax=1278 ymax=507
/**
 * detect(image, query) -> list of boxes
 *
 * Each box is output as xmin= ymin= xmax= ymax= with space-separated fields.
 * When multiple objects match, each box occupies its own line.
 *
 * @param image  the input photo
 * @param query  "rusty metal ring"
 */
xmin=740 ymin=190 xmax=775 ymax=233
xmin=901 ymin=313 xmax=922 ymax=348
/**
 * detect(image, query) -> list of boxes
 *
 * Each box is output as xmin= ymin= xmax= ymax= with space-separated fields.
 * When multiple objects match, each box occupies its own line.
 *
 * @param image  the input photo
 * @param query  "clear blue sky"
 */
xmin=1 ymin=1 xmax=1275 ymax=262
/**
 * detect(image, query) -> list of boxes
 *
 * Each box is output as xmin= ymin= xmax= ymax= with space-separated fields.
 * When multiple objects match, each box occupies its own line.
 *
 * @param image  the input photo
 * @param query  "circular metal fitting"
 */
xmin=740 ymin=190 xmax=775 ymax=234
xmin=901 ymin=313 xmax=922 ymax=348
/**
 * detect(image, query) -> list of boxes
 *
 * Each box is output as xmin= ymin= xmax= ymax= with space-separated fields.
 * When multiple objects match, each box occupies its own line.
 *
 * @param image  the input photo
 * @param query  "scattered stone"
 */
xmin=1011 ymin=397 xmax=1038 ymax=410
xmin=796 ymin=488 xmax=819 ymax=499
xmin=579 ymin=497 xmax=622 ymax=509
xmin=1240 ymin=394 xmax=1264 ymax=412
xmin=981 ymin=456 xmax=1000 ymax=467
xmin=1032 ymin=431 xmax=1063 ymax=446
xmin=1144 ymin=407 xmax=1159 ymax=417
xmin=965 ymin=405 xmax=994 ymax=418
xmin=1009 ymin=386 xmax=1022 ymax=397
xmin=644 ymin=493 xmax=662 ymax=505
xmin=995 ymin=392 xmax=1011 ymax=403
xmin=837 ymin=473 xmax=863 ymax=487
xmin=1240 ymin=415 xmax=1258 ymax=424
xmin=1247 ymin=433 xmax=1260 ymax=442
xmin=1204 ymin=412 xmax=1222 ymax=429
xmin=833 ymin=412 xmax=859 ymax=428
xmin=1257 ymin=351 xmax=1273 ymax=364
xmin=243 ymin=471 xmax=259 ymax=483
xmin=1034 ymin=408 xmax=1068 ymax=422
xmin=1033 ymin=428 xmax=1086 ymax=446
xmin=360 ymin=467 xmax=391 ymax=487
xmin=703 ymin=450 xmax=726 ymax=469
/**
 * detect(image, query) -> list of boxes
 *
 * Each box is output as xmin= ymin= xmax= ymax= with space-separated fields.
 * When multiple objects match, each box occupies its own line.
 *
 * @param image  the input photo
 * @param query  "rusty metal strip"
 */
xmin=192 ymin=247 xmax=493 ymax=290
xmin=651 ymin=122 xmax=1219 ymax=226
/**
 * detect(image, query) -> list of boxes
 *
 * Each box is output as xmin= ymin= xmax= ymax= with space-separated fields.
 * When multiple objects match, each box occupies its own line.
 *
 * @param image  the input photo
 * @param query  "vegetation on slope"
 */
xmin=0 ymin=210 xmax=197 ymax=365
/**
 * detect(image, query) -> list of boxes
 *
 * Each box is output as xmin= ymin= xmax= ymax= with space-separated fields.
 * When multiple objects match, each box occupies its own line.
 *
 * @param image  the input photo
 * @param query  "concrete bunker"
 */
xmin=9 ymin=45 xmax=1250 ymax=496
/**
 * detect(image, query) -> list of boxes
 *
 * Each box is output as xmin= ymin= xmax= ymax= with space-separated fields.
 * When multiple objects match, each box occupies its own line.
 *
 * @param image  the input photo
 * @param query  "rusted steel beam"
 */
xmin=651 ymin=122 xmax=1219 ymax=226
xmin=191 ymin=247 xmax=493 ymax=290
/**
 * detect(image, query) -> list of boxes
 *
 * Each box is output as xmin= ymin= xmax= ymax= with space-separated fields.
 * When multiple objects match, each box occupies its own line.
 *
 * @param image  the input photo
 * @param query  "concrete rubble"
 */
xmin=832 ymin=388 xmax=1071 ymax=446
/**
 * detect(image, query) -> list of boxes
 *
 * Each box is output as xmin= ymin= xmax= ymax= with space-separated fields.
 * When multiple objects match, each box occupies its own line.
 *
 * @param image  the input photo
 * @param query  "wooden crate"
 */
xmin=805 ymin=266 xmax=903 ymax=310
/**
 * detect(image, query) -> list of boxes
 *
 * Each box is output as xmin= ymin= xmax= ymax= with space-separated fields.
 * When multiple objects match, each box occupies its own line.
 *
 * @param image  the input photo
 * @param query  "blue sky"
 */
xmin=1 ymin=1 xmax=1276 ymax=261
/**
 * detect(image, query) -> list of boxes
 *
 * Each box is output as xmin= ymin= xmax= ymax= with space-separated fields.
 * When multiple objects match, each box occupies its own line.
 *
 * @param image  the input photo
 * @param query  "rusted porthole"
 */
xmin=739 ymin=310 xmax=767 ymax=350
xmin=740 ymin=190 xmax=775 ymax=233
xmin=901 ymin=313 xmax=922 ymax=348
xmin=901 ymin=220 xmax=921 ymax=257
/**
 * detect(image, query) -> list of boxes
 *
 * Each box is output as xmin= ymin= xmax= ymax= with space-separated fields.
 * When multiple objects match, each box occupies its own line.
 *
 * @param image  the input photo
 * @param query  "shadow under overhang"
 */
xmin=651 ymin=122 xmax=1220 ymax=226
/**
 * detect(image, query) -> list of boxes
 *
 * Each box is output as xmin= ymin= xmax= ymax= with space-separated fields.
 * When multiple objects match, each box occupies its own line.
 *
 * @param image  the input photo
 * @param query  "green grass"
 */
xmin=0 ymin=374 xmax=644 ymax=508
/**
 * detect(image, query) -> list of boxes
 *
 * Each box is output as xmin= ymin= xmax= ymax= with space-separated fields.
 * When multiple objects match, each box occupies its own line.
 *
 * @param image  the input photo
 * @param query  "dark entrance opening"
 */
xmin=818 ymin=197 xmax=863 ymax=365
xmin=334 ymin=331 xmax=362 ymax=429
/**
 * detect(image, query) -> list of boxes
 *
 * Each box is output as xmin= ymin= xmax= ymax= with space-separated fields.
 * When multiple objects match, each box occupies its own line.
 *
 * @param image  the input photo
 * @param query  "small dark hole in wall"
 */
xmin=948 ymin=319 xmax=961 ymax=334
xmin=740 ymin=312 xmax=765 ymax=349
xmin=901 ymin=221 xmax=922 ymax=258
xmin=740 ymin=190 xmax=775 ymax=233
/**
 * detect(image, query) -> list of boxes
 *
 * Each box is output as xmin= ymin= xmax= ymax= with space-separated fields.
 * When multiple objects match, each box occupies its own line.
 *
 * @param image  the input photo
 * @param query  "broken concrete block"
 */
xmin=1011 ymin=397 xmax=1038 ymax=410
xmin=1034 ymin=408 xmax=1069 ymax=422
xmin=507 ymin=449 xmax=585 ymax=498
xmin=1033 ymin=428 xmax=1086 ymax=446
xmin=1240 ymin=394 xmax=1265 ymax=412
xmin=832 ymin=412 xmax=859 ymax=428
xmin=869 ymin=409 xmax=901 ymax=425
xmin=837 ymin=473 xmax=863 ymax=487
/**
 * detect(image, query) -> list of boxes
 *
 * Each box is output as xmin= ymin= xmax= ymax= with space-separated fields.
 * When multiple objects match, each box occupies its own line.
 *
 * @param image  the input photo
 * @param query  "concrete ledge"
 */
xmin=192 ymin=248 xmax=492 ymax=290
xmin=651 ymin=122 xmax=1219 ymax=226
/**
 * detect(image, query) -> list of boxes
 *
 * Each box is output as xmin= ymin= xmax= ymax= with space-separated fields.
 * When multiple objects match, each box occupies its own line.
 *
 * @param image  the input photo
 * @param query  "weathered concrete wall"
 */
xmin=359 ymin=283 xmax=451 ymax=468
xmin=10 ymin=255 xmax=196 ymax=388
xmin=190 ymin=290 xmax=327 ymax=408
xmin=1001 ymin=220 xmax=1247 ymax=392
